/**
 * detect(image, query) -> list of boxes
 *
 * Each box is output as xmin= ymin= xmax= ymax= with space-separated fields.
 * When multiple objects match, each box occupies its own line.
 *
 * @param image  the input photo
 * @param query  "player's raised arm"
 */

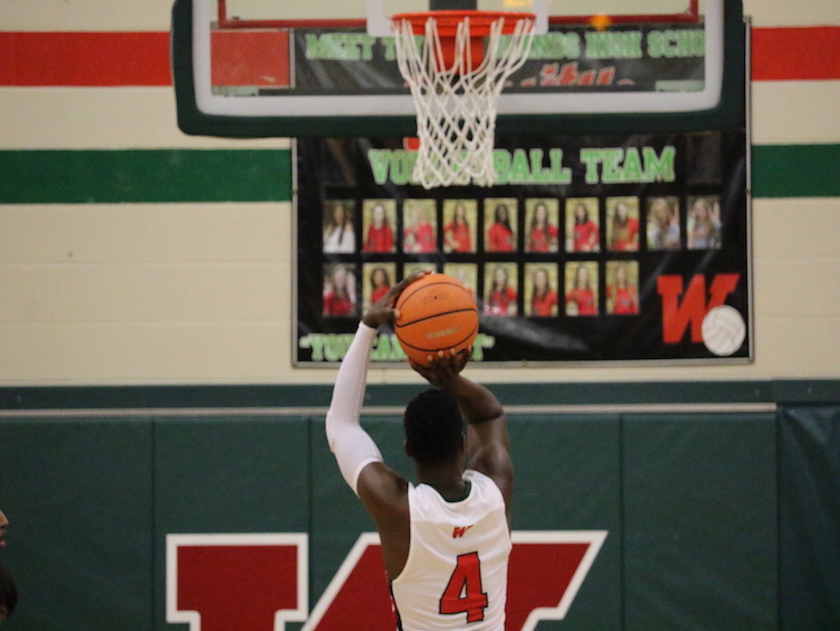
xmin=323 ymin=318 xmax=383 ymax=496
xmin=325 ymin=272 xmax=426 ymax=495
xmin=410 ymin=351 xmax=513 ymax=517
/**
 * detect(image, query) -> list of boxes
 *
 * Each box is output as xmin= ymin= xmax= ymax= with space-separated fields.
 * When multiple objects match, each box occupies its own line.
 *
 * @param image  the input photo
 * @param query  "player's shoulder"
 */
xmin=463 ymin=469 xmax=506 ymax=501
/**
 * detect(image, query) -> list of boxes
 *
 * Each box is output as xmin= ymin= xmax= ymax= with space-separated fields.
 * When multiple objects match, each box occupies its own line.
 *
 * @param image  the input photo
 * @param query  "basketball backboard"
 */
xmin=171 ymin=0 xmax=745 ymax=137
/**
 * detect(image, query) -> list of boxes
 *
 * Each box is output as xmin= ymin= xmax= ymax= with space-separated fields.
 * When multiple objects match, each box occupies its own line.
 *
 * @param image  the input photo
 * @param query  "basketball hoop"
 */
xmin=391 ymin=10 xmax=536 ymax=188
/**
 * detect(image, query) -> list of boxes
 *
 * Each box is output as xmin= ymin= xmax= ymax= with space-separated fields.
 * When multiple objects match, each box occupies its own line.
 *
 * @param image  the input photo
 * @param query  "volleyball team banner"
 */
xmin=294 ymin=128 xmax=750 ymax=365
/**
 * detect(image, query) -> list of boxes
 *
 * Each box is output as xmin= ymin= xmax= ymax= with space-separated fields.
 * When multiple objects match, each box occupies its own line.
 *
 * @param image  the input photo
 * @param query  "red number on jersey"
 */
xmin=439 ymin=552 xmax=489 ymax=623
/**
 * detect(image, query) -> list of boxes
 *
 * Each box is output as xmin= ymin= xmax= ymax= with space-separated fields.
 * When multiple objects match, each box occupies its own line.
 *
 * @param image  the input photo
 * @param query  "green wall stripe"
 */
xmin=752 ymin=144 xmax=840 ymax=198
xmin=0 ymin=149 xmax=292 ymax=204
xmin=0 ymin=380 xmax=837 ymax=411
xmin=0 ymin=145 xmax=837 ymax=204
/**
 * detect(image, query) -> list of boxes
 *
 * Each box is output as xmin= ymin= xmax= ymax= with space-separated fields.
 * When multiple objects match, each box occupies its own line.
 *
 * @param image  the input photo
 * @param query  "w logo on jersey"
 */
xmin=167 ymin=530 xmax=607 ymax=631
xmin=452 ymin=525 xmax=474 ymax=538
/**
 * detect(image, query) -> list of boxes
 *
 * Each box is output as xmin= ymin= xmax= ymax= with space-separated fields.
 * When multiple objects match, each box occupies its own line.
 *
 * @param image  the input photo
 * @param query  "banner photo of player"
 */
xmin=525 ymin=199 xmax=560 ymax=253
xmin=322 ymin=263 xmax=357 ymax=317
xmin=484 ymin=263 xmax=520 ymax=317
xmin=525 ymin=264 xmax=560 ymax=317
xmin=484 ymin=199 xmax=518 ymax=253
xmin=363 ymin=263 xmax=396 ymax=311
xmin=443 ymin=263 xmax=478 ymax=299
xmin=565 ymin=198 xmax=601 ymax=253
xmin=323 ymin=200 xmax=356 ymax=254
xmin=362 ymin=199 xmax=397 ymax=253
xmin=442 ymin=199 xmax=477 ymax=254
xmin=606 ymin=260 xmax=640 ymax=315
xmin=687 ymin=196 xmax=723 ymax=250
xmin=403 ymin=199 xmax=437 ymax=253
xmin=565 ymin=261 xmax=600 ymax=317
xmin=294 ymin=127 xmax=751 ymax=365
xmin=646 ymin=196 xmax=682 ymax=251
xmin=606 ymin=197 xmax=641 ymax=252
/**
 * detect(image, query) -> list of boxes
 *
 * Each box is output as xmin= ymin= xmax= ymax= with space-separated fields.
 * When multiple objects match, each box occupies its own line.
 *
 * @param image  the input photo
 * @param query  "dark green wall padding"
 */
xmin=2 ymin=402 xmax=837 ymax=630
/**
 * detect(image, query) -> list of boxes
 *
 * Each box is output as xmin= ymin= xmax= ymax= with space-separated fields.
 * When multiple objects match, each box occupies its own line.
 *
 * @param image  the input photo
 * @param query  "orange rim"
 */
xmin=391 ymin=10 xmax=536 ymax=36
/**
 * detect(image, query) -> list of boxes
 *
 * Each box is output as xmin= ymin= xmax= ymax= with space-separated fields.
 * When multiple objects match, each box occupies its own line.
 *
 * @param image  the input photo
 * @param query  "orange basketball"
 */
xmin=394 ymin=273 xmax=479 ymax=366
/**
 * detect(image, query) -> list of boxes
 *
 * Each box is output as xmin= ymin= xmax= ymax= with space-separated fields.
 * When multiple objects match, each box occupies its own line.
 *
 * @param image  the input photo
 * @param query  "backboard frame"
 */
xmin=213 ymin=0 xmax=699 ymax=30
xmin=171 ymin=0 xmax=745 ymax=138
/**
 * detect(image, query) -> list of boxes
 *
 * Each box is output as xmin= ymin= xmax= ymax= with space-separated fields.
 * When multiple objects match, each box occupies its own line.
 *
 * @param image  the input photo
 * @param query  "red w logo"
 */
xmin=167 ymin=530 xmax=607 ymax=631
xmin=657 ymin=273 xmax=740 ymax=344
xmin=166 ymin=534 xmax=308 ymax=631
xmin=452 ymin=525 xmax=474 ymax=538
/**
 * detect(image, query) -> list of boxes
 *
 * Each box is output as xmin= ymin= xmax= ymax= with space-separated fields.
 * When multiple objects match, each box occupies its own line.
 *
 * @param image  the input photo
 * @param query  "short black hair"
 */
xmin=404 ymin=389 xmax=464 ymax=466
xmin=0 ymin=562 xmax=17 ymax=617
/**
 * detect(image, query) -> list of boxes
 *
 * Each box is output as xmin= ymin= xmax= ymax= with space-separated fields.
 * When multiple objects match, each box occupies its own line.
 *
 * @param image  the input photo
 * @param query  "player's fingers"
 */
xmin=455 ymin=348 xmax=473 ymax=372
xmin=425 ymin=351 xmax=460 ymax=379
xmin=399 ymin=269 xmax=429 ymax=289
xmin=386 ymin=270 xmax=427 ymax=305
xmin=456 ymin=347 xmax=473 ymax=365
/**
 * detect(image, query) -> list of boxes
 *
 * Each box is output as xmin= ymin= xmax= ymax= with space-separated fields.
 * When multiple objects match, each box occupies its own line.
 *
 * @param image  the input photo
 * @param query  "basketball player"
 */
xmin=326 ymin=272 xmax=513 ymax=630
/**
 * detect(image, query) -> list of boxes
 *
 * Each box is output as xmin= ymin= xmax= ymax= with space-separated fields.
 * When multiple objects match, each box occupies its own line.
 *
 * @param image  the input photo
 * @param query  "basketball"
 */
xmin=701 ymin=305 xmax=746 ymax=356
xmin=395 ymin=273 xmax=479 ymax=366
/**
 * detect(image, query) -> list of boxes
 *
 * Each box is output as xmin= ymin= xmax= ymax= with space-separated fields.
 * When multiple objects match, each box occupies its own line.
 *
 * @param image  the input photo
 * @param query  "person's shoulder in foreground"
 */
xmin=0 ymin=561 xmax=17 ymax=624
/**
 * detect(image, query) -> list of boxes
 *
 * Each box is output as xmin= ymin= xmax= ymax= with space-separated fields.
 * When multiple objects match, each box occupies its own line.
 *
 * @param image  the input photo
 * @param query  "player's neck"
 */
xmin=416 ymin=462 xmax=467 ymax=500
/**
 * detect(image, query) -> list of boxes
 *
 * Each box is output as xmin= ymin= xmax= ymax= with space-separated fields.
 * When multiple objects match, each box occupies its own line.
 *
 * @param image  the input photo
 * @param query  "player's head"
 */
xmin=575 ymin=263 xmax=591 ymax=288
xmin=493 ymin=265 xmax=509 ymax=288
xmin=0 ymin=562 xmax=17 ymax=622
xmin=692 ymin=197 xmax=711 ymax=220
xmin=370 ymin=266 xmax=390 ymax=288
xmin=332 ymin=202 xmax=348 ymax=224
xmin=454 ymin=201 xmax=468 ymax=222
xmin=371 ymin=203 xmax=387 ymax=226
xmin=533 ymin=267 xmax=549 ymax=292
xmin=331 ymin=264 xmax=348 ymax=289
xmin=614 ymin=200 xmax=629 ymax=221
xmin=534 ymin=202 xmax=548 ymax=224
xmin=615 ymin=262 xmax=629 ymax=286
xmin=650 ymin=197 xmax=670 ymax=224
xmin=404 ymin=389 xmax=465 ymax=467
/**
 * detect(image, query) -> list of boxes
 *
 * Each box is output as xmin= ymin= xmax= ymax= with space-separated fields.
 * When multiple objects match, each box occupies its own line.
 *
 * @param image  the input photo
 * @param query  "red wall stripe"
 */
xmin=752 ymin=26 xmax=840 ymax=81
xmin=0 ymin=32 xmax=171 ymax=86
xmin=0 ymin=27 xmax=837 ymax=86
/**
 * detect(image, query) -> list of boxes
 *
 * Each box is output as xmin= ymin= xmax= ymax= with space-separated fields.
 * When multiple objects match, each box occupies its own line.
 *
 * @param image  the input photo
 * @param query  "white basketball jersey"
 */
xmin=390 ymin=469 xmax=511 ymax=631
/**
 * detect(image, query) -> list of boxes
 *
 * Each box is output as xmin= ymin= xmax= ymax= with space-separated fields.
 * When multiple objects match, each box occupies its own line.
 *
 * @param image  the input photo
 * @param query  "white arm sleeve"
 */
xmin=325 ymin=322 xmax=384 ymax=495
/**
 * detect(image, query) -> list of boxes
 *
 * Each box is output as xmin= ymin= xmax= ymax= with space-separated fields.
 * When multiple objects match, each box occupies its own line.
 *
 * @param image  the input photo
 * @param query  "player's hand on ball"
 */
xmin=409 ymin=347 xmax=472 ymax=388
xmin=362 ymin=270 xmax=430 ymax=329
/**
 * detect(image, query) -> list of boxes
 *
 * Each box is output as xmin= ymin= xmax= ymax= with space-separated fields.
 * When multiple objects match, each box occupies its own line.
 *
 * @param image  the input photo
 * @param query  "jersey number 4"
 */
xmin=439 ymin=552 xmax=489 ymax=623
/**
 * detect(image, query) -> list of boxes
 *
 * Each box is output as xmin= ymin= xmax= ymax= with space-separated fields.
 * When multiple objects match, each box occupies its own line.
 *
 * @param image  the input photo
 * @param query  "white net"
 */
xmin=392 ymin=14 xmax=536 ymax=188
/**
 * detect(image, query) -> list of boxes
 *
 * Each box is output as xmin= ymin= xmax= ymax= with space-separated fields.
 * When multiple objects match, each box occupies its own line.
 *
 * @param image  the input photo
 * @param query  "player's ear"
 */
xmin=404 ymin=440 xmax=413 ymax=459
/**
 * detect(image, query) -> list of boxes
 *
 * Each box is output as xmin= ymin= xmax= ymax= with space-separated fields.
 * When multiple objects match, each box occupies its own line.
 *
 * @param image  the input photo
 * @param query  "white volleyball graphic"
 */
xmin=702 ymin=305 xmax=746 ymax=356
